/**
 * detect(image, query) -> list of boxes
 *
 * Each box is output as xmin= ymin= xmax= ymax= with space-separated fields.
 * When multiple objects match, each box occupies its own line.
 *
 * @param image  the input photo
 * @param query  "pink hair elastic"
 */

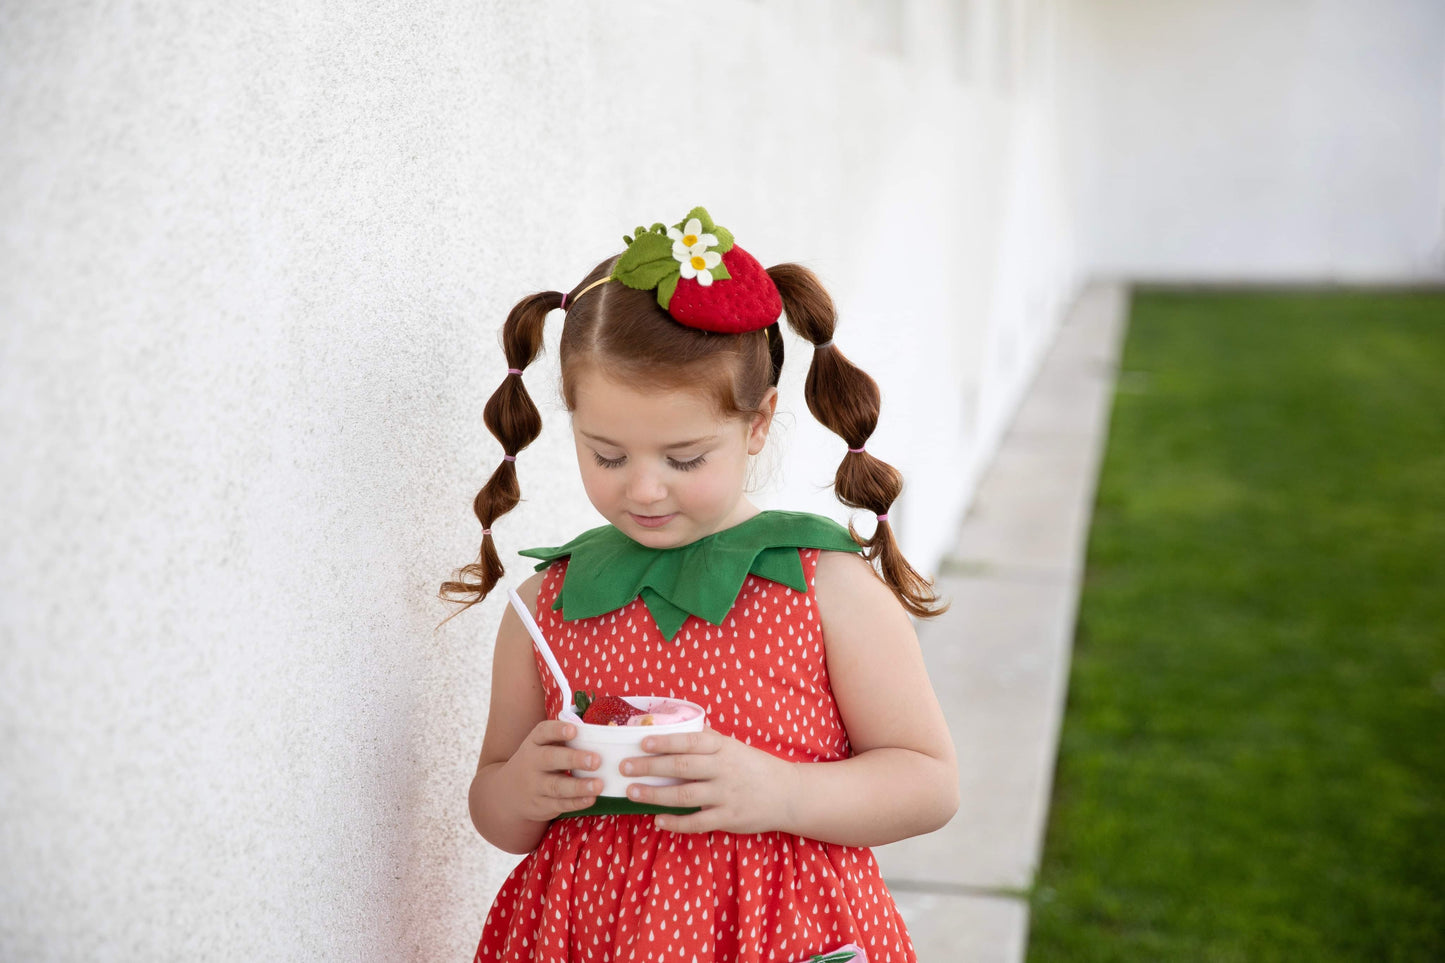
xmin=482 ymin=529 xmax=492 ymax=536
xmin=506 ymin=368 xmax=523 ymax=376
xmin=559 ymin=292 xmax=568 ymax=310
xmin=502 ymin=455 xmax=516 ymax=462
xmin=848 ymin=446 xmax=866 ymax=454
xmin=876 ymin=514 xmax=889 ymax=523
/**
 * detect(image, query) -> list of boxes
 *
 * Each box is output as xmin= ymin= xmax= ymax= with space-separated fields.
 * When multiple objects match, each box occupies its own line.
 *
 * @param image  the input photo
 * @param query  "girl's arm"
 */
xmin=468 ymin=572 xmax=604 ymax=854
xmin=623 ymin=551 xmax=959 ymax=847
xmin=775 ymin=549 xmax=959 ymax=844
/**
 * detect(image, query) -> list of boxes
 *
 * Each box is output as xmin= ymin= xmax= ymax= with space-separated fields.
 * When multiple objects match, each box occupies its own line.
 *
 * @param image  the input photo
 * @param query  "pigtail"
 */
xmin=439 ymin=290 xmax=563 ymax=612
xmin=768 ymin=263 xmax=947 ymax=619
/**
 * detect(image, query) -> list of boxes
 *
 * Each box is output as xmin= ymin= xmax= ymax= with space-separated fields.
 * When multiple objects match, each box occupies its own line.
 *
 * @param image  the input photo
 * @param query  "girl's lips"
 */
xmin=629 ymin=512 xmax=677 ymax=529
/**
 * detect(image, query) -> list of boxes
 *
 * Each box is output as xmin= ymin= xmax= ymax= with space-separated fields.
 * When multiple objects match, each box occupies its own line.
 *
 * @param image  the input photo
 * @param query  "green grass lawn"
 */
xmin=1027 ymin=289 xmax=1445 ymax=963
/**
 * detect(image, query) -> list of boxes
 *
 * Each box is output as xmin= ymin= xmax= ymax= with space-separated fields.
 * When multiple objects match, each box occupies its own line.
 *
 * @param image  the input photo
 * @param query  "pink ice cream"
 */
xmin=626 ymin=699 xmax=703 ymax=727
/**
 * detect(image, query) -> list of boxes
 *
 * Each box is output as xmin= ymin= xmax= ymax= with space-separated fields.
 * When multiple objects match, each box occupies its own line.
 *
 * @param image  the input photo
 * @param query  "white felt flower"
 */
xmin=668 ymin=217 xmax=718 ymax=261
xmin=676 ymin=245 xmax=722 ymax=285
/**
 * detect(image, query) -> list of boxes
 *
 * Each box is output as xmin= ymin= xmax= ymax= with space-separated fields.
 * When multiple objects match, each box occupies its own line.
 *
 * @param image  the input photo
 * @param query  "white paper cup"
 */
xmin=562 ymin=696 xmax=706 ymax=798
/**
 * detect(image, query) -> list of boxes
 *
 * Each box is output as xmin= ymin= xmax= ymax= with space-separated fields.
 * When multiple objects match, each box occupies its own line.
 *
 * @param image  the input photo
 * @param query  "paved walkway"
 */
xmin=873 ymin=283 xmax=1128 ymax=961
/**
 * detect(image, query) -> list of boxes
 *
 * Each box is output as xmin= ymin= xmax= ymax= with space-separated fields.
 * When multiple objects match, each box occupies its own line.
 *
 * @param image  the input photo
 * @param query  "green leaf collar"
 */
xmin=519 ymin=511 xmax=861 ymax=641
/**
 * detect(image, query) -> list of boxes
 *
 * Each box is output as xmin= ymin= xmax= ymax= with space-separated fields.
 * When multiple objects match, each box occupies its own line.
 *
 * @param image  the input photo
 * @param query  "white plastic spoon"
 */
xmin=507 ymin=587 xmax=571 ymax=713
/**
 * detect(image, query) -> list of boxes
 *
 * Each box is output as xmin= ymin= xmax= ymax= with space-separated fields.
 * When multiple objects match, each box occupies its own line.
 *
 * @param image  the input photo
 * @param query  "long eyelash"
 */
xmin=592 ymin=452 xmax=626 ymax=469
xmin=669 ymin=455 xmax=707 ymax=472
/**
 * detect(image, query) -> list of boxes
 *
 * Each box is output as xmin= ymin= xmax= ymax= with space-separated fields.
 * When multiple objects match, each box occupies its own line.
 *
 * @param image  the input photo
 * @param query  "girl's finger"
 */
xmin=640 ymin=729 xmax=718 ymax=755
xmin=553 ymin=790 xmax=599 ymax=812
xmin=653 ymin=809 xmax=716 ymax=834
xmin=549 ymin=773 xmax=600 ymax=799
xmin=541 ymin=745 xmax=599 ymax=773
xmin=621 ymin=752 xmax=714 ymax=781
xmin=627 ymin=779 xmax=708 ymax=810
xmin=533 ymin=719 xmax=578 ymax=745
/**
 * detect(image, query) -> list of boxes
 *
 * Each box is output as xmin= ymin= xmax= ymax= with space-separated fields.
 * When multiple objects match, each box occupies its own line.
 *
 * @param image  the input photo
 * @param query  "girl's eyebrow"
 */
xmin=580 ymin=430 xmax=717 ymax=450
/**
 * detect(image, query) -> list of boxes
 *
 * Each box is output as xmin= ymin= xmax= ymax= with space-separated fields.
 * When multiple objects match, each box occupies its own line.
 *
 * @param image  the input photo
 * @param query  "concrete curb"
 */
xmin=874 ymin=283 xmax=1129 ymax=961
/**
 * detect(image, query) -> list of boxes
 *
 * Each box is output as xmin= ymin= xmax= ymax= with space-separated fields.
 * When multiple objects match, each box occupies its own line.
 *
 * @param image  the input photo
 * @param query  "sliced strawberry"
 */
xmin=580 ymin=694 xmax=645 ymax=726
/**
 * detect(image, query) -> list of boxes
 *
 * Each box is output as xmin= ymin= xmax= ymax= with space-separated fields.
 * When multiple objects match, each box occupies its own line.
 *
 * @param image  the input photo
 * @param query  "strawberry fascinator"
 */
xmin=573 ymin=207 xmax=782 ymax=334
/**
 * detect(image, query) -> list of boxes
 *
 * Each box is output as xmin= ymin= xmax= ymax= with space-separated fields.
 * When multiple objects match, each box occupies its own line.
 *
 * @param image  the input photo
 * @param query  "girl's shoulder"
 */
xmin=512 ymin=568 xmax=547 ymax=610
xmin=813 ymin=548 xmax=892 ymax=604
xmin=812 ymin=547 xmax=908 ymax=647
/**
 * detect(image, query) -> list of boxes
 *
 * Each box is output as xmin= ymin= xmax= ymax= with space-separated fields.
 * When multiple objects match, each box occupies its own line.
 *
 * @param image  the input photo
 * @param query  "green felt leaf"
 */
xmin=709 ymin=260 xmax=732 ymax=282
xmin=680 ymin=206 xmax=712 ymax=230
xmin=622 ymin=234 xmax=633 ymax=246
xmin=677 ymin=206 xmax=734 ymax=254
xmin=751 ymin=546 xmax=809 ymax=592
xmin=656 ymin=273 xmax=679 ymax=310
xmin=617 ymin=259 xmax=680 ymax=292
xmin=617 ymin=230 xmax=671 ymax=264
xmin=640 ymin=587 xmax=689 ymax=640
xmin=612 ymin=232 xmax=680 ymax=291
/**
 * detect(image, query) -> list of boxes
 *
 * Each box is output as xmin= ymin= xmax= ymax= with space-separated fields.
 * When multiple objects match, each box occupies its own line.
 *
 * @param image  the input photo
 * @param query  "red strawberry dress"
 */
xmin=474 ymin=511 xmax=917 ymax=962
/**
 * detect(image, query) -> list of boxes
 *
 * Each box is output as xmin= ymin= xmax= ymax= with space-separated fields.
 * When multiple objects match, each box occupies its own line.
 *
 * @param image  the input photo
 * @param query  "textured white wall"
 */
xmin=1064 ymin=0 xmax=1445 ymax=282
xmin=0 ymin=1 xmax=1077 ymax=959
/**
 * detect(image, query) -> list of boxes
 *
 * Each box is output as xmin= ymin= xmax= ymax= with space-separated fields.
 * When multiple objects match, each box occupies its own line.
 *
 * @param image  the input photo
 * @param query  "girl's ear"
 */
xmin=747 ymin=387 xmax=780 ymax=455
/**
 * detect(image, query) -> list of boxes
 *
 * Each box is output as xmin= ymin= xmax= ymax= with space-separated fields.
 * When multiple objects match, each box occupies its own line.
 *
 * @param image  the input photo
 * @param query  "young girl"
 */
xmin=442 ymin=208 xmax=958 ymax=963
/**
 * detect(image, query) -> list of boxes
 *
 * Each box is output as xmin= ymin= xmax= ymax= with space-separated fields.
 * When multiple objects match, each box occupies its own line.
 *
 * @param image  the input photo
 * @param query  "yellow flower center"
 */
xmin=683 ymin=234 xmax=699 ymax=247
xmin=690 ymin=255 xmax=707 ymax=271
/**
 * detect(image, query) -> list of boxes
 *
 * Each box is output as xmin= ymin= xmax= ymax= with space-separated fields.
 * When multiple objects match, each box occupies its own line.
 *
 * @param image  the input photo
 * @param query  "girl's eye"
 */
xmin=668 ymin=455 xmax=707 ymax=472
xmin=592 ymin=452 xmax=626 ymax=469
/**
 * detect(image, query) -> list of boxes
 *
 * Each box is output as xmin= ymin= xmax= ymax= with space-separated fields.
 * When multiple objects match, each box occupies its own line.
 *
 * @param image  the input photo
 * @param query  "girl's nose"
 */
xmin=626 ymin=466 xmax=667 ymax=505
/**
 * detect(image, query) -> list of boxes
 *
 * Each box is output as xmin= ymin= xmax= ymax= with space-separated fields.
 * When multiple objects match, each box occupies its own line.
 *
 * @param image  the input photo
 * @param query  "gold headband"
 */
xmin=563 ymin=275 xmax=612 ymax=311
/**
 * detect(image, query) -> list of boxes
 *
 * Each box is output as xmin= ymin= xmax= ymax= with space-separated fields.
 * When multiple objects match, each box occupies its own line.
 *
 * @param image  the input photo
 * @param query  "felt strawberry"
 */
xmin=667 ymin=245 xmax=782 ymax=334
xmin=573 ymin=690 xmax=645 ymax=726
xmin=610 ymin=207 xmax=782 ymax=334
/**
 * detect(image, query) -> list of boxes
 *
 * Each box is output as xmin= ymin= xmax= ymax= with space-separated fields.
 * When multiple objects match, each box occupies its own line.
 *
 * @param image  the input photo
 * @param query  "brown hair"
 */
xmin=439 ymin=256 xmax=946 ymax=618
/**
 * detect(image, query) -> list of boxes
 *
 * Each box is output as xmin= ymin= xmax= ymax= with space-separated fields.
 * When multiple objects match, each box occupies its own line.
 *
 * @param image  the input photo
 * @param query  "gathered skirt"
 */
xmin=475 ymin=814 xmax=913 ymax=962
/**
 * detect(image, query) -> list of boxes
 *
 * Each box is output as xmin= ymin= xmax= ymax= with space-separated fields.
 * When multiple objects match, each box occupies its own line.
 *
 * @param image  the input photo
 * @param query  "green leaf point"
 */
xmin=680 ymin=206 xmax=714 ymax=231
xmin=676 ymin=206 xmax=734 ymax=253
xmin=657 ymin=274 xmax=680 ymax=310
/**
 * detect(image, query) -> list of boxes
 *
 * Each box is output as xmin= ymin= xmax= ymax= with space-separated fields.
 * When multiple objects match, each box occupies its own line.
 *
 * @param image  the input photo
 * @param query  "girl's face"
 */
xmin=569 ymin=368 xmax=777 ymax=550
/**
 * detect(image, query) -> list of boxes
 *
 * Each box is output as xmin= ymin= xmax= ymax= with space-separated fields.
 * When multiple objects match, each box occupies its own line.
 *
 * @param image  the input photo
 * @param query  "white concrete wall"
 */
xmin=0 ymin=1 xmax=1077 ymax=959
xmin=1063 ymin=0 xmax=1445 ymax=282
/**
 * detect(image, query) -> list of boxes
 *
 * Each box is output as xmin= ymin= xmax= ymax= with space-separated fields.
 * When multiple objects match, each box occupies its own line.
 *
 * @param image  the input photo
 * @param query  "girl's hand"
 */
xmin=620 ymin=727 xmax=794 ymax=835
xmin=501 ymin=719 xmax=605 ymax=822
